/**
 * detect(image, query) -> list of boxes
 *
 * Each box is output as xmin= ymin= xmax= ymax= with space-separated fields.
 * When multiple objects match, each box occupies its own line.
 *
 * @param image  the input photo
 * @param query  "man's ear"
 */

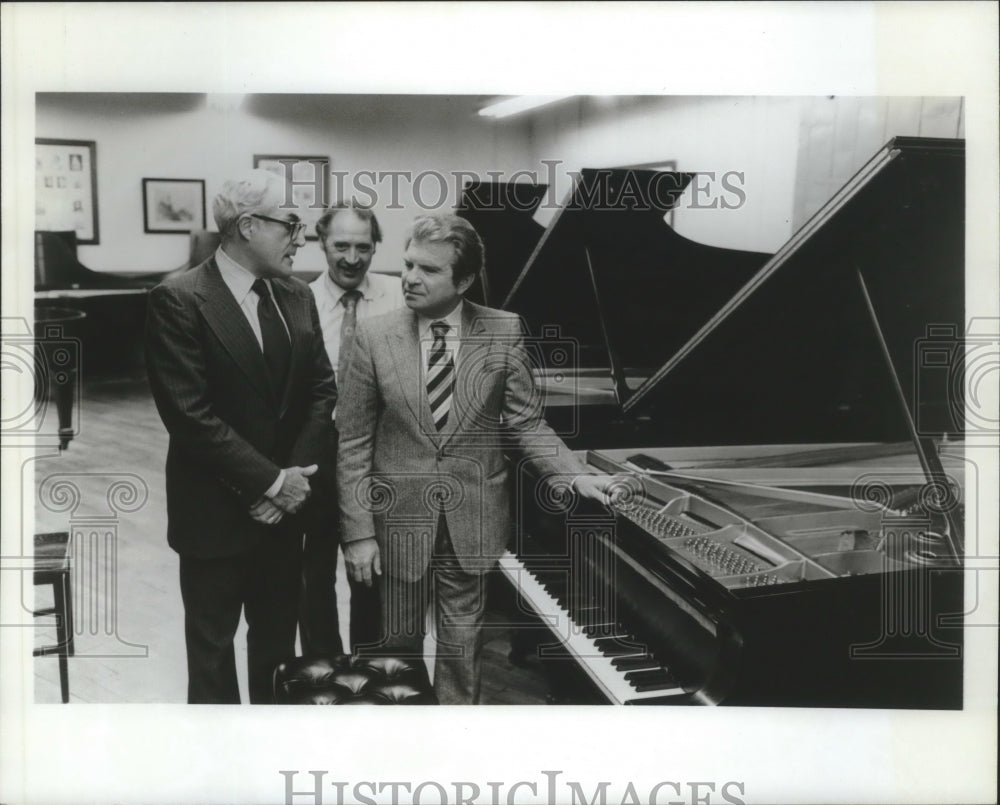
xmin=236 ymin=215 xmax=254 ymax=241
xmin=456 ymin=273 xmax=475 ymax=297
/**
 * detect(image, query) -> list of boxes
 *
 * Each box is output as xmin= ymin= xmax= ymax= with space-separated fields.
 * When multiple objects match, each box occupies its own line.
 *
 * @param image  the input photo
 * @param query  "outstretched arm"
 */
xmin=501 ymin=317 xmax=620 ymax=505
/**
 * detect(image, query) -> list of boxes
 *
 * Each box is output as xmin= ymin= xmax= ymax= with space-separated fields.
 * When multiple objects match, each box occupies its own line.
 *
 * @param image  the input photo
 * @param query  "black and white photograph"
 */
xmin=2 ymin=4 xmax=997 ymax=805
xmin=34 ymin=137 xmax=99 ymax=243
xmin=141 ymin=177 xmax=207 ymax=234
xmin=253 ymin=154 xmax=330 ymax=240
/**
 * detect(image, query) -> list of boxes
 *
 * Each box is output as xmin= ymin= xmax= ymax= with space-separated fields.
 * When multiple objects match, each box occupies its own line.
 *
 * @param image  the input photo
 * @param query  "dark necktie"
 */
xmin=338 ymin=289 xmax=362 ymax=386
xmin=251 ymin=278 xmax=290 ymax=392
xmin=426 ymin=321 xmax=455 ymax=431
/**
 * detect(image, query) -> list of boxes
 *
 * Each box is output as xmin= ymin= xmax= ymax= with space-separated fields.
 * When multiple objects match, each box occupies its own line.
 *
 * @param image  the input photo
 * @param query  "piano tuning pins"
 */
xmin=615 ymin=501 xmax=698 ymax=540
xmin=745 ymin=572 xmax=779 ymax=587
xmin=683 ymin=536 xmax=764 ymax=577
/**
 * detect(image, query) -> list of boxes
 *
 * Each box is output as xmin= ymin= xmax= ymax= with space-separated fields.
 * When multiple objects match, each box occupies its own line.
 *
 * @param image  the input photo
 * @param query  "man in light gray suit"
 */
xmin=336 ymin=214 xmax=614 ymax=703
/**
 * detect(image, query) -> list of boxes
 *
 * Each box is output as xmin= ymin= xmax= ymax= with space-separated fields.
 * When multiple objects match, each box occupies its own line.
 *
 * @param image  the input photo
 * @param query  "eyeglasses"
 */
xmin=250 ymin=213 xmax=306 ymax=239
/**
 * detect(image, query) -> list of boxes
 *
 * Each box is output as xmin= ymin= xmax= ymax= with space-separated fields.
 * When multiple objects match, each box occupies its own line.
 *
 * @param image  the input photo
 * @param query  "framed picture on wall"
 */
xmin=142 ymin=178 xmax=206 ymax=234
xmin=35 ymin=138 xmax=99 ymax=244
xmin=253 ymin=155 xmax=329 ymax=240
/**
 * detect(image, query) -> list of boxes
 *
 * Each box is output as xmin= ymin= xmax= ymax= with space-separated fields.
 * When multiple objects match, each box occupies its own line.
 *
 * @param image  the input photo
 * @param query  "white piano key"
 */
xmin=498 ymin=551 xmax=687 ymax=704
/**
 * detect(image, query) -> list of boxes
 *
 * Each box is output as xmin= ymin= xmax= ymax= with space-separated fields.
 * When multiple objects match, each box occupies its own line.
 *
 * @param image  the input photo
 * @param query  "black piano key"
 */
xmin=565 ymin=599 xmax=595 ymax=624
xmin=563 ymin=588 xmax=590 ymax=605
xmin=593 ymin=640 xmax=643 ymax=658
xmin=632 ymin=680 xmax=681 ymax=693
xmin=611 ymin=656 xmax=659 ymax=671
xmin=582 ymin=623 xmax=621 ymax=639
xmin=572 ymin=605 xmax=604 ymax=625
xmin=624 ymin=668 xmax=675 ymax=686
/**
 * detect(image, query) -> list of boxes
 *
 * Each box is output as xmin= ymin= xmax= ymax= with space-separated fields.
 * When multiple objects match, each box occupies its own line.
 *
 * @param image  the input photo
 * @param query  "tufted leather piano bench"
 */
xmin=273 ymin=655 xmax=437 ymax=705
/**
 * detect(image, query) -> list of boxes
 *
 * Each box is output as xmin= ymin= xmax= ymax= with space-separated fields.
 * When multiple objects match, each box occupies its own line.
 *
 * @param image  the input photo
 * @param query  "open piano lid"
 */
xmin=503 ymin=168 xmax=770 ymax=390
xmin=611 ymin=137 xmax=965 ymax=557
xmin=621 ymin=137 xmax=964 ymax=443
xmin=457 ymin=181 xmax=548 ymax=307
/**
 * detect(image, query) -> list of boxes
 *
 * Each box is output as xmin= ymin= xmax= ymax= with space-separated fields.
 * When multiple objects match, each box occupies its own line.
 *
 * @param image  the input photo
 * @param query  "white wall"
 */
xmin=791 ymin=96 xmax=965 ymax=230
xmin=523 ymin=96 xmax=804 ymax=254
xmin=36 ymin=93 xmax=964 ymax=273
xmin=35 ymin=93 xmax=530 ymax=274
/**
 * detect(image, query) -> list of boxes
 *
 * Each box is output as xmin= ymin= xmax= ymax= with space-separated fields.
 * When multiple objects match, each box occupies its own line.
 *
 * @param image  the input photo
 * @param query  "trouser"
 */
xmin=298 ymin=433 xmax=382 ymax=657
xmin=179 ymin=531 xmax=301 ymax=704
xmin=376 ymin=515 xmax=489 ymax=704
xmin=299 ymin=517 xmax=382 ymax=656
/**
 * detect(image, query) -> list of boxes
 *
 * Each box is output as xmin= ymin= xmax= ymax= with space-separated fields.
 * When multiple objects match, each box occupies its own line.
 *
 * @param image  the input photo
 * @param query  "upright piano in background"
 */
xmin=499 ymin=137 xmax=966 ymax=707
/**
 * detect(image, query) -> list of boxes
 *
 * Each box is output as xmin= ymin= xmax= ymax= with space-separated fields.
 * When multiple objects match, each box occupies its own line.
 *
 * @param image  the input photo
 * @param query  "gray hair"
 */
xmin=212 ymin=169 xmax=285 ymax=239
xmin=405 ymin=214 xmax=484 ymax=285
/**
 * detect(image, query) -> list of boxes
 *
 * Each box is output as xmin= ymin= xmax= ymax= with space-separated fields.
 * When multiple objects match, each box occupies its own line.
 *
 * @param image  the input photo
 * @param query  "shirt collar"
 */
xmin=215 ymin=246 xmax=260 ymax=304
xmin=323 ymin=270 xmax=374 ymax=305
xmin=418 ymin=300 xmax=464 ymax=341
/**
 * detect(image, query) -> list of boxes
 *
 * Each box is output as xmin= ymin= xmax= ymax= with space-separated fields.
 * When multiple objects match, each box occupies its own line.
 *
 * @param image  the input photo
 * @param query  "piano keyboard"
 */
xmin=498 ymin=551 xmax=688 ymax=704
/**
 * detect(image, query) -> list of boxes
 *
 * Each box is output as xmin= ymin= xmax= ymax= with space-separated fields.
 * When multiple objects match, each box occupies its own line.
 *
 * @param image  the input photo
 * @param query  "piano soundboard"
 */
xmin=503 ymin=441 xmax=964 ymax=706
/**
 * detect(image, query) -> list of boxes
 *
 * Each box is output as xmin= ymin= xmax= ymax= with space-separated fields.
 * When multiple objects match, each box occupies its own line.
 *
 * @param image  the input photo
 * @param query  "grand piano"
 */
xmin=456 ymin=179 xmax=549 ymax=307
xmin=496 ymin=137 xmax=966 ymax=707
xmin=493 ymin=168 xmax=772 ymax=449
xmin=34 ymin=229 xmax=322 ymax=371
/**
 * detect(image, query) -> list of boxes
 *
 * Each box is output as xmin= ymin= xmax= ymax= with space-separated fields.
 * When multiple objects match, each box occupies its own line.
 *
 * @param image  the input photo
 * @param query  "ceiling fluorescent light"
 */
xmin=478 ymin=95 xmax=574 ymax=119
xmin=205 ymin=93 xmax=246 ymax=113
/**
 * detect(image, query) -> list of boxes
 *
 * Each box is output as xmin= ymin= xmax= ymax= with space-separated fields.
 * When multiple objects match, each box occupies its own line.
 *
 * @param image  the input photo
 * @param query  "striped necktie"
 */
xmin=426 ymin=321 xmax=454 ymax=431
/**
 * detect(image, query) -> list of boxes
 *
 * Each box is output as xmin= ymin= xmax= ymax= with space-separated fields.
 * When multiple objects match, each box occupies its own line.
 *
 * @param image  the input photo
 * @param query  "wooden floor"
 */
xmin=32 ymin=373 xmax=551 ymax=704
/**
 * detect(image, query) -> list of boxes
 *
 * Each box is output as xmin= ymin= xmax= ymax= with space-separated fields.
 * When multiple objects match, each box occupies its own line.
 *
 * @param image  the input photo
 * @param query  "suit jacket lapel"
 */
xmin=391 ymin=310 xmax=441 ymax=446
xmin=196 ymin=260 xmax=272 ymax=401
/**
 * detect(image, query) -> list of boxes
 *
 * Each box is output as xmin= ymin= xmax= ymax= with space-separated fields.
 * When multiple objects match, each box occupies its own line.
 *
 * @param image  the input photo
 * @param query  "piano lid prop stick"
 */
xmin=626 ymin=468 xmax=861 ymax=509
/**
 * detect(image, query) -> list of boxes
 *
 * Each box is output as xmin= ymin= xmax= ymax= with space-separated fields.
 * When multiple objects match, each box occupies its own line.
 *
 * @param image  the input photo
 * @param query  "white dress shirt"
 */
xmin=214 ymin=246 xmax=288 ymax=498
xmin=309 ymin=270 xmax=404 ymax=385
xmin=215 ymin=246 xmax=290 ymax=346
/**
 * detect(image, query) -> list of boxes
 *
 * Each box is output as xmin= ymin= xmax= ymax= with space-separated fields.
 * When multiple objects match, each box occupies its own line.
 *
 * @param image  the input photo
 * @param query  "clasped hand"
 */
xmin=249 ymin=464 xmax=318 ymax=524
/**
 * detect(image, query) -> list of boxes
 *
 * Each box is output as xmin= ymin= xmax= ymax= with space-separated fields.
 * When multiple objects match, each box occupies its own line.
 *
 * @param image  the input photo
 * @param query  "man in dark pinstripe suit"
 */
xmin=145 ymin=169 xmax=337 ymax=704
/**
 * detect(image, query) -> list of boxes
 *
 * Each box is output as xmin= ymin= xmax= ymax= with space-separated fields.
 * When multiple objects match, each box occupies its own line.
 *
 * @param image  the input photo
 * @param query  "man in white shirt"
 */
xmin=301 ymin=203 xmax=403 ymax=657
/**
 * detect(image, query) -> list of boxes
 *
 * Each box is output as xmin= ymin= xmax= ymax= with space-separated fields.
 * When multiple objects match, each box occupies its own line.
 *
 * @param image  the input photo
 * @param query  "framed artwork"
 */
xmin=35 ymin=138 xmax=99 ymax=244
xmin=142 ymin=178 xmax=206 ymax=234
xmin=253 ymin=154 xmax=329 ymax=240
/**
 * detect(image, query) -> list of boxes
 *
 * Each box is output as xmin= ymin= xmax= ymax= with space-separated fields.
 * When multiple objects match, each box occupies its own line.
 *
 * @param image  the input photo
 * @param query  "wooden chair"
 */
xmin=34 ymin=532 xmax=74 ymax=703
